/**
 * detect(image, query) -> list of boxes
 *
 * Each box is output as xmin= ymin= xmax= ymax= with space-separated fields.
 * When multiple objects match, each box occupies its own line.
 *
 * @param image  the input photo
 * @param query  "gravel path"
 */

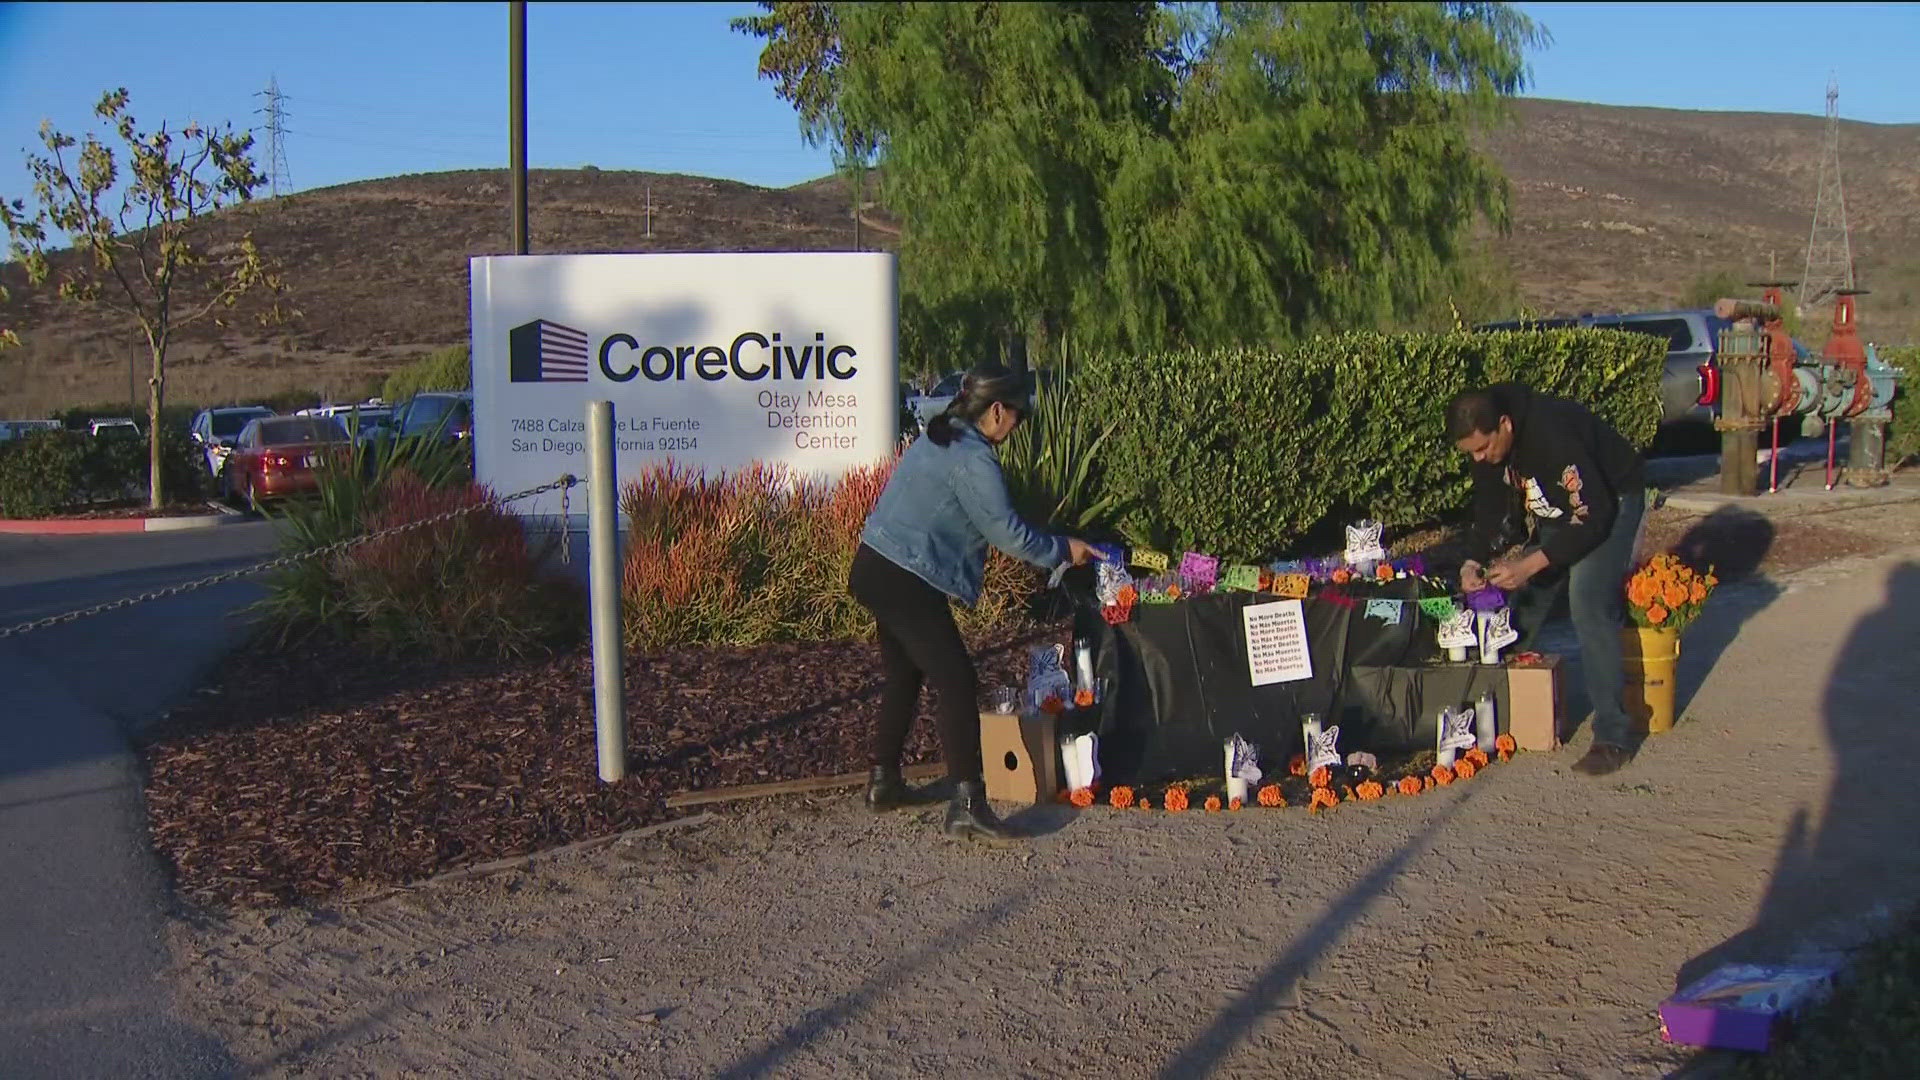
xmin=165 ymin=539 xmax=1920 ymax=1079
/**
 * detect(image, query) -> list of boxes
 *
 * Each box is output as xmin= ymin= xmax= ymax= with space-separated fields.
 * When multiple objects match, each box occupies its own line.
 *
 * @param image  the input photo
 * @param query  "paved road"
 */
xmin=0 ymin=522 xmax=278 ymax=1079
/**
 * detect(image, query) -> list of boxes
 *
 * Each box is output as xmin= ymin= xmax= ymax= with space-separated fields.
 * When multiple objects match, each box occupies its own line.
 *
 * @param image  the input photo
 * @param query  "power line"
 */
xmin=254 ymin=76 xmax=292 ymax=196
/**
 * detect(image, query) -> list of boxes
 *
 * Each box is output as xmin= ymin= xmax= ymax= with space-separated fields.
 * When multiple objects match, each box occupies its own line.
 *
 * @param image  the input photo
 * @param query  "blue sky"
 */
xmin=0 ymin=1 xmax=1915 ymax=206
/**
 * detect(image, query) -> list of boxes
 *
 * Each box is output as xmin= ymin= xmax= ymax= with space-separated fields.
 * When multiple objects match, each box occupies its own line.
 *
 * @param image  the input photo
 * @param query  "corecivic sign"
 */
xmin=470 ymin=252 xmax=899 ymax=508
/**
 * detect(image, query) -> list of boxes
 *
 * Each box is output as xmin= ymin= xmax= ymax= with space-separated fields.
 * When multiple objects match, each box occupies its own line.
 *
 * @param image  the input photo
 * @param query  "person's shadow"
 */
xmin=1672 ymin=560 xmax=1920 ymax=1069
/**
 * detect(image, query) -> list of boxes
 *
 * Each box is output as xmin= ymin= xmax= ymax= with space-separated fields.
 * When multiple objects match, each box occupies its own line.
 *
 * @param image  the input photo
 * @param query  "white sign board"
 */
xmin=1244 ymin=599 xmax=1313 ymax=686
xmin=470 ymin=252 xmax=899 ymax=515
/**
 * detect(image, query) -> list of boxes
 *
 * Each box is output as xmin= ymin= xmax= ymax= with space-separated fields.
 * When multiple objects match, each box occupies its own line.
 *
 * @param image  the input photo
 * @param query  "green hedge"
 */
xmin=1881 ymin=344 xmax=1918 ymax=469
xmin=1075 ymin=328 xmax=1666 ymax=559
xmin=0 ymin=426 xmax=206 ymax=517
xmin=383 ymin=345 xmax=470 ymax=403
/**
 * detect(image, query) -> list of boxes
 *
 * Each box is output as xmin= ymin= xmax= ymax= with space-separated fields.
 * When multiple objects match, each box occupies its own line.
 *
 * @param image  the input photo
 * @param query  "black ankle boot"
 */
xmin=944 ymin=779 xmax=1019 ymax=843
xmin=864 ymin=765 xmax=932 ymax=812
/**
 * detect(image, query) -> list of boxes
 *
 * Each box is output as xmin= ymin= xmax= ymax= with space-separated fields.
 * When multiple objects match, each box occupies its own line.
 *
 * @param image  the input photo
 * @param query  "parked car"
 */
xmin=298 ymin=401 xmax=394 ymax=445
xmin=219 ymin=415 xmax=352 ymax=509
xmin=392 ymin=391 xmax=473 ymax=442
xmin=86 ymin=417 xmax=141 ymax=439
xmin=1473 ymin=309 xmax=1807 ymax=447
xmin=189 ymin=406 xmax=274 ymax=478
xmin=0 ymin=419 xmax=62 ymax=443
xmin=906 ymin=371 xmax=965 ymax=431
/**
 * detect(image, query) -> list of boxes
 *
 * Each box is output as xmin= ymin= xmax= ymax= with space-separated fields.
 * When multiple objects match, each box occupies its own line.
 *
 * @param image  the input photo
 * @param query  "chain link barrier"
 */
xmin=0 ymin=474 xmax=579 ymax=640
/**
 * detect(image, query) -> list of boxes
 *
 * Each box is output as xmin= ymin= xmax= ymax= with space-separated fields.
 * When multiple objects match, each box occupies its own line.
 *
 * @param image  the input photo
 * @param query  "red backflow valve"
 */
xmin=1821 ymin=289 xmax=1873 ymax=417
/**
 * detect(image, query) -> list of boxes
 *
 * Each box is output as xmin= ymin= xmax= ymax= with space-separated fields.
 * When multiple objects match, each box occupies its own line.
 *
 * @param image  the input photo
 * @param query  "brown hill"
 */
xmin=2 ymin=97 xmax=1916 ymax=416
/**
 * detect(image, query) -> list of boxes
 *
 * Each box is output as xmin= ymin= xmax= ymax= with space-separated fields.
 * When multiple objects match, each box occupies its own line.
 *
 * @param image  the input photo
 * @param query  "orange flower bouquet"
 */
xmin=1204 ymin=795 xmax=1223 ymax=813
xmin=1308 ymin=766 xmax=1333 ymax=790
xmin=1256 ymin=783 xmax=1285 ymax=807
xmin=1495 ymin=733 xmax=1517 ymax=762
xmin=1397 ymin=775 xmax=1424 ymax=797
xmin=1309 ymin=787 xmax=1339 ymax=813
xmin=1163 ymin=786 xmax=1190 ymax=812
xmin=1355 ymin=780 xmax=1385 ymax=801
xmin=1431 ymin=763 xmax=1456 ymax=786
xmin=1069 ymin=787 xmax=1096 ymax=808
xmin=1109 ymin=785 xmax=1136 ymax=809
xmin=1625 ymin=553 xmax=1718 ymax=633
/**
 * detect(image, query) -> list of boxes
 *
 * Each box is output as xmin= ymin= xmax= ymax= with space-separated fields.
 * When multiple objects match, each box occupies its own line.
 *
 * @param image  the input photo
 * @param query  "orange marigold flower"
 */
xmin=1073 ymin=688 xmax=1095 ymax=708
xmin=1109 ymin=785 xmax=1136 ymax=809
xmin=1204 ymin=795 xmax=1223 ymax=812
xmin=1068 ymin=786 xmax=1096 ymax=808
xmin=1705 ymin=573 xmax=1719 ymax=587
xmin=1463 ymin=748 xmax=1490 ymax=768
xmin=1138 ymin=797 xmax=1152 ymax=810
xmin=1398 ymin=775 xmax=1424 ymax=796
xmin=1257 ymin=783 xmax=1285 ymax=807
xmin=1431 ymin=764 xmax=1456 ymax=786
xmin=1164 ymin=787 xmax=1189 ymax=812
xmin=1647 ymin=604 xmax=1669 ymax=625
xmin=1040 ymin=694 xmax=1066 ymax=715
xmin=1309 ymin=787 xmax=1339 ymax=813
xmin=1663 ymin=583 xmax=1688 ymax=609
xmin=1289 ymin=754 xmax=1308 ymax=777
xmin=1117 ymin=585 xmax=1138 ymax=605
xmin=1376 ymin=563 xmax=1396 ymax=582
xmin=1332 ymin=568 xmax=1354 ymax=585
xmin=1454 ymin=759 xmax=1478 ymax=780
xmin=1355 ymin=780 xmax=1385 ymax=801
xmin=1309 ymin=765 xmax=1333 ymax=790
xmin=1495 ymin=733 xmax=1517 ymax=754
xmin=1422 ymin=775 xmax=1435 ymax=791
xmin=1689 ymin=582 xmax=1707 ymax=604
xmin=1229 ymin=797 xmax=1244 ymax=811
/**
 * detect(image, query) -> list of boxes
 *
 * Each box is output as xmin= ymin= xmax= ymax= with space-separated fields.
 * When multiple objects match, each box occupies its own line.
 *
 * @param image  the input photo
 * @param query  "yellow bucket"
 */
xmin=1621 ymin=626 xmax=1681 ymax=734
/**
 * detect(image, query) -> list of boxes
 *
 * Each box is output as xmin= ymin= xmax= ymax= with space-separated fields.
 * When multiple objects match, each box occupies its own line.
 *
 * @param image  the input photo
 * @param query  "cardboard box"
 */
xmin=979 ymin=710 xmax=1060 ymax=804
xmin=1504 ymin=654 xmax=1563 ymax=751
xmin=1659 ymin=964 xmax=1836 ymax=1052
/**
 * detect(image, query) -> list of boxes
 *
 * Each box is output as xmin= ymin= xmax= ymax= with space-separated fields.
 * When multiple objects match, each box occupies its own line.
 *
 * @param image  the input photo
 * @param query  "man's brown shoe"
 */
xmin=1571 ymin=743 xmax=1633 ymax=777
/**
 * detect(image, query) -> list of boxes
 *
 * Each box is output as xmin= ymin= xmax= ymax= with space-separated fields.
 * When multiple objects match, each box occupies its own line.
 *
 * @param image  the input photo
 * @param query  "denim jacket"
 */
xmin=859 ymin=421 xmax=1069 ymax=605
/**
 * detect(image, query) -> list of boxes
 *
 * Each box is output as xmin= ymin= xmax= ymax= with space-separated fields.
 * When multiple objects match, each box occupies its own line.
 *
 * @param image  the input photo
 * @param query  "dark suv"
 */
xmin=392 ymin=392 xmax=473 ymax=442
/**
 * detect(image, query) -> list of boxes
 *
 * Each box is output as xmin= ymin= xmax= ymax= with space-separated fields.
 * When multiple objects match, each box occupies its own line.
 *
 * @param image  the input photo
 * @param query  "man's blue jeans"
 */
xmin=1510 ymin=490 xmax=1646 ymax=748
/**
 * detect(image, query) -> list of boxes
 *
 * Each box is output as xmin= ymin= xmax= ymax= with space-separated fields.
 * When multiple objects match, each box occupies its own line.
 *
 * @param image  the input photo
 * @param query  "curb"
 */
xmin=0 ymin=503 xmax=248 ymax=535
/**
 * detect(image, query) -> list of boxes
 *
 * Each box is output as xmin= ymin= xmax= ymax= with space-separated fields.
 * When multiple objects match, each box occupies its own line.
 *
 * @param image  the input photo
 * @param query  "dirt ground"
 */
xmin=163 ymin=490 xmax=1920 ymax=1079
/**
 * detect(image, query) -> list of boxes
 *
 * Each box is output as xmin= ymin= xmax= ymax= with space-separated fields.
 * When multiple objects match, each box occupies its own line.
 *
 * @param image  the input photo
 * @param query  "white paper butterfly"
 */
xmin=1437 ymin=608 xmax=1479 ymax=650
xmin=1477 ymin=608 xmax=1519 ymax=653
xmin=1436 ymin=706 xmax=1477 ymax=766
xmin=1096 ymin=561 xmax=1132 ymax=607
xmin=1226 ymin=733 xmax=1263 ymax=785
xmin=1344 ymin=520 xmax=1386 ymax=567
xmin=1306 ymin=723 xmax=1343 ymax=774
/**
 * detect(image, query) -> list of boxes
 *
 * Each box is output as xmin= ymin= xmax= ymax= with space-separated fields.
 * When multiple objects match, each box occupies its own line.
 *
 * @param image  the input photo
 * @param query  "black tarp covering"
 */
xmin=1069 ymin=581 xmax=1511 ymax=785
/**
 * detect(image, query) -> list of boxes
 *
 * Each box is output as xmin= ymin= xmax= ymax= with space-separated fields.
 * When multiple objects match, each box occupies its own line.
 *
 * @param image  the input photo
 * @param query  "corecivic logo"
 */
xmin=597 ymin=330 xmax=859 ymax=383
xmin=508 ymin=320 xmax=591 ymax=383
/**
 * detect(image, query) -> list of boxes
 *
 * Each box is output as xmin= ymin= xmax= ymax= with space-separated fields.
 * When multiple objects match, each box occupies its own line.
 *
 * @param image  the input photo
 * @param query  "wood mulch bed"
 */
xmin=139 ymin=622 xmax=1063 ymax=911
xmin=21 ymin=500 xmax=220 ymax=520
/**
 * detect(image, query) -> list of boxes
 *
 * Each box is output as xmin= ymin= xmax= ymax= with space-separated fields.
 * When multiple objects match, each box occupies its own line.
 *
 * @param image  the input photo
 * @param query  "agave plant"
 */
xmin=998 ymin=341 xmax=1118 ymax=534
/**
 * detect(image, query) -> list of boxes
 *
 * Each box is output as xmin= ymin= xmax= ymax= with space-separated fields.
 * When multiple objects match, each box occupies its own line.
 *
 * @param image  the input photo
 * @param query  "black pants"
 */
xmin=848 ymin=544 xmax=982 ymax=782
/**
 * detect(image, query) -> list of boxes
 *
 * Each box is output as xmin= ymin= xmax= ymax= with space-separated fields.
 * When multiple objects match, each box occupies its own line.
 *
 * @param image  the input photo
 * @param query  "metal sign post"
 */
xmin=586 ymin=400 xmax=626 ymax=781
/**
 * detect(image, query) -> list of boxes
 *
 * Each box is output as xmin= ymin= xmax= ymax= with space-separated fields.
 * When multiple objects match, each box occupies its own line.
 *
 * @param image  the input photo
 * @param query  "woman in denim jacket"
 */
xmin=851 ymin=363 xmax=1102 ymax=843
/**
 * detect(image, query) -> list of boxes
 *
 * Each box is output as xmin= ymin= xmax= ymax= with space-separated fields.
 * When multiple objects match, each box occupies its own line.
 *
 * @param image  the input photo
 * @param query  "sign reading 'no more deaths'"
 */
xmin=1244 ymin=599 xmax=1313 ymax=686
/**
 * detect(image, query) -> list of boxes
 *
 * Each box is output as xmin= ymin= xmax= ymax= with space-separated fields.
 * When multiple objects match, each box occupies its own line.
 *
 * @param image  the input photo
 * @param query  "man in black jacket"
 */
xmin=1446 ymin=383 xmax=1647 ymax=776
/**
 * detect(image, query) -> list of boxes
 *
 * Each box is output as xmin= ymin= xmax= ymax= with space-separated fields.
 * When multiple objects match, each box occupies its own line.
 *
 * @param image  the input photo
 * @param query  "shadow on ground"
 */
xmin=1674 ymin=559 xmax=1920 ymax=1073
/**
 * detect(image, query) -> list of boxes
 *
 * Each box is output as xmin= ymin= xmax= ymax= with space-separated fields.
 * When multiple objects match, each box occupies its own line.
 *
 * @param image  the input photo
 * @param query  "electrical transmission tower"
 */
xmin=1798 ymin=76 xmax=1855 ymax=310
xmin=254 ymin=77 xmax=292 ymax=197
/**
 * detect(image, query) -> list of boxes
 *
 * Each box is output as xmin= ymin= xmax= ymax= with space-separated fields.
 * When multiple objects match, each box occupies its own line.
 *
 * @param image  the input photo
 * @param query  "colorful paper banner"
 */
xmin=1130 ymin=548 xmax=1171 ymax=573
xmin=1222 ymin=563 xmax=1262 ymax=592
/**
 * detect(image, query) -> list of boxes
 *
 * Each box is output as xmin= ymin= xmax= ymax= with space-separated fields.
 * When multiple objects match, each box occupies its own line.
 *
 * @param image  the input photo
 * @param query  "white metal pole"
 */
xmin=586 ymin=400 xmax=626 ymax=782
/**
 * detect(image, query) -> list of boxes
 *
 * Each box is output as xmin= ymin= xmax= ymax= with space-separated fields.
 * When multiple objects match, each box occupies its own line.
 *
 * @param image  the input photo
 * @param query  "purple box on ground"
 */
xmin=1658 ymin=964 xmax=1836 ymax=1052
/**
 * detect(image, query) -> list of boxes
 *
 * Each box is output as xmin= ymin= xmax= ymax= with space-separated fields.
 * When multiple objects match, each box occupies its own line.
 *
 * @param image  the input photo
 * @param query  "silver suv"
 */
xmin=1477 ymin=309 xmax=1744 ymax=440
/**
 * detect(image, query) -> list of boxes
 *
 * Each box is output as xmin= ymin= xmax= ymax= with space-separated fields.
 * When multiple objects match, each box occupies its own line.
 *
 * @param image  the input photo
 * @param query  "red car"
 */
xmin=221 ymin=415 xmax=352 ymax=509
